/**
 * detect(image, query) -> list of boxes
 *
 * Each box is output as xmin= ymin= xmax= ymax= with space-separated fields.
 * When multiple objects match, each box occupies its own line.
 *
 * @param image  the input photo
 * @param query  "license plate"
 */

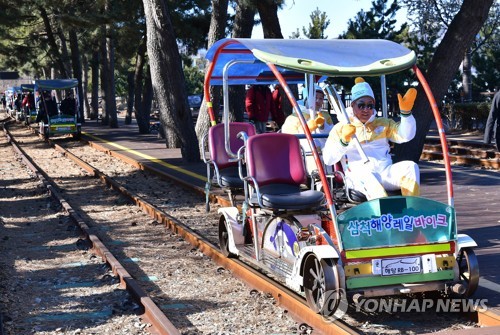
xmin=381 ymin=256 xmax=421 ymax=276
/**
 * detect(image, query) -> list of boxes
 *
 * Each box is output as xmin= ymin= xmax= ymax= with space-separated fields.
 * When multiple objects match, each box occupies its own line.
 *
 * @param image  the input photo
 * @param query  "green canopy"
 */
xmin=34 ymin=79 xmax=78 ymax=91
xmin=21 ymin=84 xmax=35 ymax=92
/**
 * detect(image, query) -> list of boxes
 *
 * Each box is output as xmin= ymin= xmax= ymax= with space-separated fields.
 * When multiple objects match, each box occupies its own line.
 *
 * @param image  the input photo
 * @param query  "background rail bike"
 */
xmin=35 ymin=79 xmax=82 ymax=140
xmin=3 ymin=116 xmax=495 ymax=334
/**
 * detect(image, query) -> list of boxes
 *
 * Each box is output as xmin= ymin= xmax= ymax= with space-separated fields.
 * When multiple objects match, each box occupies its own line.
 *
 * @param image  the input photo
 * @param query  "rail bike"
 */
xmin=203 ymin=38 xmax=479 ymax=316
xmin=5 ymin=86 xmax=22 ymax=120
xmin=20 ymin=83 xmax=37 ymax=125
xmin=34 ymin=79 xmax=81 ymax=140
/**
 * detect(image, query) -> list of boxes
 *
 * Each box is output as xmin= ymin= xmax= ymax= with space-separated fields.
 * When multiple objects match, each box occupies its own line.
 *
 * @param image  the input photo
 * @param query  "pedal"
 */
xmin=296 ymin=227 xmax=311 ymax=242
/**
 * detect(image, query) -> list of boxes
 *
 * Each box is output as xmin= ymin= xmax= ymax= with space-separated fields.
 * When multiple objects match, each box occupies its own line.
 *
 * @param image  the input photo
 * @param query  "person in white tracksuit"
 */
xmin=282 ymin=85 xmax=334 ymax=174
xmin=323 ymin=78 xmax=420 ymax=200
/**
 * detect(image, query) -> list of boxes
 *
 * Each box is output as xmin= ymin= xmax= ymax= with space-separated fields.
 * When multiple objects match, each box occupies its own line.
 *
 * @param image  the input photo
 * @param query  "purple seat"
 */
xmin=245 ymin=133 xmax=325 ymax=210
xmin=207 ymin=122 xmax=256 ymax=189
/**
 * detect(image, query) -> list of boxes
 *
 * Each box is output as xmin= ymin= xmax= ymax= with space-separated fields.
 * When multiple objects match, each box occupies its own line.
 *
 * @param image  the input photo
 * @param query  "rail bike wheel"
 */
xmin=219 ymin=218 xmax=236 ymax=258
xmin=42 ymin=125 xmax=49 ymax=140
xmin=303 ymin=253 xmax=340 ymax=316
xmin=457 ymin=248 xmax=479 ymax=297
xmin=73 ymin=126 xmax=81 ymax=140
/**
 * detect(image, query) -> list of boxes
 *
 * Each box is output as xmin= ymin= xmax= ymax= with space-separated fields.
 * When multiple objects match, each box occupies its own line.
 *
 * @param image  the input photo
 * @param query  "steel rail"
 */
xmin=1 ymin=122 xmax=181 ymax=335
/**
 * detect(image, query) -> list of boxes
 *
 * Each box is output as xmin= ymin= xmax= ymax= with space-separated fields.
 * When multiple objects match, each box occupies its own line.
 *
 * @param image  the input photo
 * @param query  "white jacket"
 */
xmin=323 ymin=114 xmax=416 ymax=172
xmin=281 ymin=106 xmax=334 ymax=152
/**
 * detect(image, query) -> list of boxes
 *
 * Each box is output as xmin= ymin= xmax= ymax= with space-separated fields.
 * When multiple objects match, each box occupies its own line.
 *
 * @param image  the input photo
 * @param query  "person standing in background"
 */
xmin=1 ymin=93 xmax=6 ymax=111
xmin=271 ymin=85 xmax=286 ymax=130
xmin=245 ymin=85 xmax=275 ymax=134
xmin=60 ymin=90 xmax=76 ymax=116
xmin=484 ymin=90 xmax=500 ymax=151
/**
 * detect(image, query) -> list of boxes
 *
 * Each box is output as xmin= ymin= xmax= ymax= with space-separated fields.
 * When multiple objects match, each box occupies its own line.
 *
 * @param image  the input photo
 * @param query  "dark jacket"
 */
xmin=484 ymin=91 xmax=500 ymax=146
xmin=36 ymin=98 xmax=58 ymax=123
xmin=271 ymin=88 xmax=285 ymax=127
xmin=60 ymin=97 xmax=76 ymax=115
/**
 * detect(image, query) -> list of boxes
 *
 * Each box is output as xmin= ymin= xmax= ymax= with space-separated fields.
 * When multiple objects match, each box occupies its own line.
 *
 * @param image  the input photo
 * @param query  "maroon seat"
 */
xmin=245 ymin=133 xmax=325 ymax=210
xmin=207 ymin=122 xmax=256 ymax=189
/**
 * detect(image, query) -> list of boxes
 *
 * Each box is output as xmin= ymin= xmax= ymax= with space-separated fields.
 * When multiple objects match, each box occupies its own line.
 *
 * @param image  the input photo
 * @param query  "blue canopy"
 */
xmin=6 ymin=86 xmax=22 ymax=93
xmin=206 ymin=38 xmax=416 ymax=86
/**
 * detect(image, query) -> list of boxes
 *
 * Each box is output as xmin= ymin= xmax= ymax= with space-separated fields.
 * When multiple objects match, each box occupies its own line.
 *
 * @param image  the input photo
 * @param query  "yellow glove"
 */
xmin=340 ymin=124 xmax=356 ymax=145
xmin=398 ymin=88 xmax=417 ymax=115
xmin=307 ymin=113 xmax=325 ymax=131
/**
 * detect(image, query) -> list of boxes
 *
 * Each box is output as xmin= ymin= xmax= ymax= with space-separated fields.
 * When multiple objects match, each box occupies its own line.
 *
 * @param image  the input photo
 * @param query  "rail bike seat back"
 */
xmin=328 ymin=160 xmax=368 ymax=204
xmin=245 ymin=133 xmax=325 ymax=210
xmin=205 ymin=122 xmax=256 ymax=189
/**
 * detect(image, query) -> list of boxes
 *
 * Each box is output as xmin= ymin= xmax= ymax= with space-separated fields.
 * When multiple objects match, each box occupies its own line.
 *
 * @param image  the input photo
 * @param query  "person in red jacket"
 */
xmin=245 ymin=85 xmax=275 ymax=134
xmin=22 ymin=92 xmax=35 ymax=109
xmin=271 ymin=85 xmax=286 ymax=129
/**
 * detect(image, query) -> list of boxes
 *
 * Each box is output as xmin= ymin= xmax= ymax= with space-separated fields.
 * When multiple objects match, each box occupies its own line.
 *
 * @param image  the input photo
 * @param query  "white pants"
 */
xmin=346 ymin=160 xmax=420 ymax=200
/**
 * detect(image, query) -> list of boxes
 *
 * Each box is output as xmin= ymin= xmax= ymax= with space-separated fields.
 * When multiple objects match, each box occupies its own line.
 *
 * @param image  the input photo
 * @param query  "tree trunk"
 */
xmin=69 ymin=28 xmax=84 ymax=123
xmin=392 ymin=0 xmax=494 ymax=163
xmin=255 ymin=0 xmax=283 ymax=38
xmin=195 ymin=0 xmax=229 ymax=150
xmin=141 ymin=65 xmax=153 ymax=133
xmin=462 ymin=48 xmax=472 ymax=102
xmin=99 ymin=30 xmax=108 ymax=125
xmin=133 ymin=35 xmax=148 ymax=132
xmin=125 ymin=71 xmax=134 ymax=125
xmin=81 ymin=54 xmax=92 ymax=119
xmin=39 ymin=7 xmax=68 ymax=78
xmin=105 ymin=32 xmax=118 ymax=128
xmin=228 ymin=0 xmax=255 ymax=122
xmin=254 ymin=1 xmax=296 ymax=115
xmin=142 ymin=0 xmax=200 ymax=162
xmin=105 ymin=0 xmax=118 ymax=128
xmin=55 ymin=17 xmax=72 ymax=77
xmin=90 ymin=50 xmax=99 ymax=120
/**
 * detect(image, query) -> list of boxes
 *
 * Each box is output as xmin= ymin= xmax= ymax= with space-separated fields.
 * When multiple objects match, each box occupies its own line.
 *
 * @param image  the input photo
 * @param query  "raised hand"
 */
xmin=398 ymin=88 xmax=417 ymax=115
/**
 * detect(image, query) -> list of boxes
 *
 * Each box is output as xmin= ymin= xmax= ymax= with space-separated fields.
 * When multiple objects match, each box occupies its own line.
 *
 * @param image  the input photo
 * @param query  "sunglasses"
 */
xmin=357 ymin=102 xmax=375 ymax=110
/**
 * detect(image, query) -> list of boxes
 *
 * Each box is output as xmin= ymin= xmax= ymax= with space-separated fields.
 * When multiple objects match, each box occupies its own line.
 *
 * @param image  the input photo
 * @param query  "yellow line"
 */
xmin=345 ymin=243 xmax=451 ymax=259
xmin=83 ymin=132 xmax=207 ymax=181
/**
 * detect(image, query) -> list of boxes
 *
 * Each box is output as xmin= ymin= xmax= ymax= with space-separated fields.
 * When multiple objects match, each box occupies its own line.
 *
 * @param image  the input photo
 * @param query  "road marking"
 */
xmin=480 ymin=277 xmax=500 ymax=294
xmin=83 ymin=132 xmax=207 ymax=181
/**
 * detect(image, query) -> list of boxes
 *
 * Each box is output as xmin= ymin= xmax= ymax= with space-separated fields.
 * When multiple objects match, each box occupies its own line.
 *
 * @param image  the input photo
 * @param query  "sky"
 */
xmin=251 ymin=0 xmax=408 ymax=39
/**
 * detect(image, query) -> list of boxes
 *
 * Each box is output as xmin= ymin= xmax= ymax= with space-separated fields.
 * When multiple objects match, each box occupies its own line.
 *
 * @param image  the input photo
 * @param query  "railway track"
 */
xmin=1 ymin=114 xmax=498 ymax=334
xmin=0 ymin=117 xmax=357 ymax=334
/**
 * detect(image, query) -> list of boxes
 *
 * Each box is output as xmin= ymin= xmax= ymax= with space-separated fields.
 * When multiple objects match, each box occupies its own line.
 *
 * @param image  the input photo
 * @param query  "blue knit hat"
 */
xmin=351 ymin=77 xmax=374 ymax=102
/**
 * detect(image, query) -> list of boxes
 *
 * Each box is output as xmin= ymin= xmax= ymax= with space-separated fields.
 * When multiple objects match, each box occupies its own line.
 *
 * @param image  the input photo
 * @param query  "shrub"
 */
xmin=442 ymin=101 xmax=491 ymax=130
